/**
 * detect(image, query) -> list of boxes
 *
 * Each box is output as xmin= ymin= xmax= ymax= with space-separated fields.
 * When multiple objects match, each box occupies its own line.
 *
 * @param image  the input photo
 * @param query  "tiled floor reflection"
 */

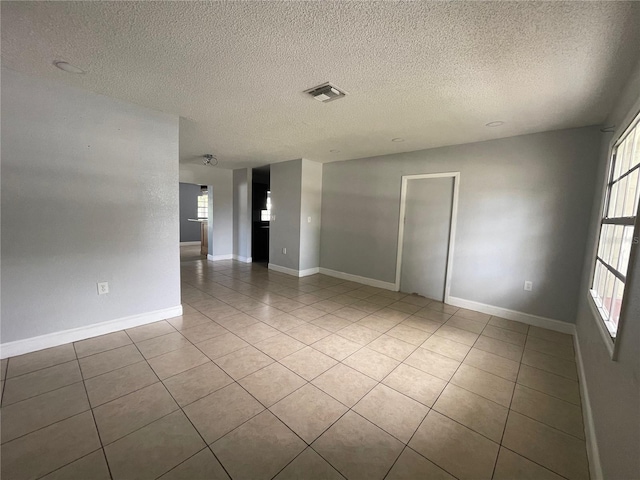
xmin=0 ymin=255 xmax=589 ymax=479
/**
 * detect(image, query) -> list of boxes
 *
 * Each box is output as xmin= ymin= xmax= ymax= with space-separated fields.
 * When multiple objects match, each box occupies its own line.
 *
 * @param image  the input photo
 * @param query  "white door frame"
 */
xmin=395 ymin=172 xmax=460 ymax=303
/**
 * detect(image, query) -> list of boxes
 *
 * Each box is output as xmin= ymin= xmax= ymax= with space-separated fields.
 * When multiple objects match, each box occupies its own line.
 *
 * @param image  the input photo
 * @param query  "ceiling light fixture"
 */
xmin=203 ymin=154 xmax=218 ymax=167
xmin=392 ymin=138 xmax=405 ymax=142
xmin=304 ymin=83 xmax=347 ymax=103
xmin=486 ymin=121 xmax=505 ymax=127
xmin=53 ymin=61 xmax=85 ymax=74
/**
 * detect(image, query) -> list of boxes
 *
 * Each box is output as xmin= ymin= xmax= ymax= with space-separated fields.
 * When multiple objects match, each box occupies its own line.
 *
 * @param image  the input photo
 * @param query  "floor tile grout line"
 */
xmin=417 ymin=318 xmax=582 ymax=479
xmin=380 ymin=406 xmax=439 ymax=480
xmin=490 ymin=317 xmax=524 ymax=480
xmin=0 ymin=389 xmax=96 ymax=446
xmin=261 ymin=334 xmax=431 ymax=475
xmin=124 ymin=319 xmax=180 ymax=344
xmin=118 ymin=328 xmax=236 ymax=480
xmin=99 ymin=332 xmax=184 ymax=446
xmin=519 ymin=356 xmax=580 ymax=382
xmin=1 ymin=376 xmax=86 ymax=409
xmin=498 ymin=445 xmax=573 ymax=480
xmin=151 ymin=446 xmax=215 ymax=480
xmin=446 ymin=359 xmax=582 ymax=414
xmin=77 ymin=357 xmax=115 ymax=480
xmin=521 ymin=343 xmax=579 ymax=364
xmin=3 ymin=351 xmax=78 ymax=382
xmin=135 ymin=338 xmax=199 ymax=363
xmin=268 ymin=444 xmax=348 ymax=480
xmin=271 ymin=391 xmax=352 ymax=447
xmin=385 ymin=321 xmax=497 ymax=480
xmin=302 ymin=409 xmax=365 ymax=478
xmin=2 ymin=357 xmax=80 ymax=384
xmin=100 ymin=409 xmax=179 ymax=448
xmin=31 ymin=447 xmax=108 ymax=480
xmin=501 ymin=402 xmax=588 ymax=442
xmin=478 ymin=317 xmax=508 ymax=478
xmin=81 ymin=358 xmax=152 ymax=390
xmin=512 ymin=371 xmax=582 ymax=405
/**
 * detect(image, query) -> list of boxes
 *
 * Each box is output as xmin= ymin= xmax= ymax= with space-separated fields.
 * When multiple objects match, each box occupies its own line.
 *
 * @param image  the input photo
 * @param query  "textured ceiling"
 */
xmin=2 ymin=1 xmax=640 ymax=168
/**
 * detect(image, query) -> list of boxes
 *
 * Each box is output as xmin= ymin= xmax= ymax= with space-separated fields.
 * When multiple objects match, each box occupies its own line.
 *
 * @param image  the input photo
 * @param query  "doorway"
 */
xmin=179 ymin=182 xmax=209 ymax=262
xmin=251 ymin=165 xmax=271 ymax=263
xmin=395 ymin=173 xmax=459 ymax=302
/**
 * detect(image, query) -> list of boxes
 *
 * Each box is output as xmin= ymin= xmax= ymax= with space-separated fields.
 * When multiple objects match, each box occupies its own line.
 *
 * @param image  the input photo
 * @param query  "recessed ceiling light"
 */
xmin=392 ymin=138 xmax=405 ymax=142
xmin=486 ymin=121 xmax=505 ymax=127
xmin=53 ymin=61 xmax=85 ymax=74
xmin=330 ymin=149 xmax=341 ymax=153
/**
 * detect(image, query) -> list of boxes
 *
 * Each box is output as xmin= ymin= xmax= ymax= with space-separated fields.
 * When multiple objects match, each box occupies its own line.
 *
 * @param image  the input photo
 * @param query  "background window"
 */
xmin=197 ymin=188 xmax=208 ymax=219
xmin=591 ymin=113 xmax=640 ymax=339
xmin=261 ymin=190 xmax=271 ymax=221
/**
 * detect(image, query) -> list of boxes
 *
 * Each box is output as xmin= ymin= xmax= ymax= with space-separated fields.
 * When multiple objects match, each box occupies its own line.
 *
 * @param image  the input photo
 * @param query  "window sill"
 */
xmin=587 ymin=291 xmax=616 ymax=359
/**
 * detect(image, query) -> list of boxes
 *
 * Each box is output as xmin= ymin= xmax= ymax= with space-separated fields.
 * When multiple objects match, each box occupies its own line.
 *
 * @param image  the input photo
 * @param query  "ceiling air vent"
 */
xmin=305 ymin=83 xmax=347 ymax=103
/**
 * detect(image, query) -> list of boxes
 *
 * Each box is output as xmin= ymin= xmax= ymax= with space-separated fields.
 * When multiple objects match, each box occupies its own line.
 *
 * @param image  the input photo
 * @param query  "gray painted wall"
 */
xmin=179 ymin=182 xmax=201 ymax=242
xmin=574 ymin=60 xmax=640 ymax=479
xmin=270 ymin=160 xmax=302 ymax=270
xmin=299 ymin=159 xmax=323 ymax=271
xmin=179 ymin=164 xmax=233 ymax=257
xmin=1 ymin=67 xmax=181 ymax=343
xmin=233 ymin=168 xmax=252 ymax=260
xmin=320 ymin=127 xmax=601 ymax=322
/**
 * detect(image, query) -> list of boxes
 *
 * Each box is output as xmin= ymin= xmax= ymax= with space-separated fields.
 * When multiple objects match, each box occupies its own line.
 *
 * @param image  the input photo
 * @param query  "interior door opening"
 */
xmin=251 ymin=165 xmax=271 ymax=263
xmin=396 ymin=173 xmax=459 ymax=303
xmin=179 ymin=182 xmax=210 ymax=263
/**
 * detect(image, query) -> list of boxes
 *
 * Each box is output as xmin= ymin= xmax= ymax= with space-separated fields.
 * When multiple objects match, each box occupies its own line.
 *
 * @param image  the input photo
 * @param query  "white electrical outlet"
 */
xmin=307 ymin=216 xmax=312 ymax=223
xmin=97 ymin=282 xmax=109 ymax=295
xmin=524 ymin=281 xmax=533 ymax=292
xmin=282 ymin=247 xmax=287 ymax=254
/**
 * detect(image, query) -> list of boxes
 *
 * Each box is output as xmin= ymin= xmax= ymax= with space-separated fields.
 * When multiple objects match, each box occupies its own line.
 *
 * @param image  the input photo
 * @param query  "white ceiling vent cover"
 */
xmin=305 ymin=83 xmax=347 ymax=103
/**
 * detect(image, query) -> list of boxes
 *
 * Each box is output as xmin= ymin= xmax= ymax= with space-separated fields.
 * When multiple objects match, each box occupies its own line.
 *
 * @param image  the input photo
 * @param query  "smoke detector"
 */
xmin=305 ymin=83 xmax=347 ymax=103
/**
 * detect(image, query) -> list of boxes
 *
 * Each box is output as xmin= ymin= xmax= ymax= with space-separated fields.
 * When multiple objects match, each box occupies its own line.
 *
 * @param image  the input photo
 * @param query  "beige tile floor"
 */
xmin=0 ymin=257 xmax=590 ymax=480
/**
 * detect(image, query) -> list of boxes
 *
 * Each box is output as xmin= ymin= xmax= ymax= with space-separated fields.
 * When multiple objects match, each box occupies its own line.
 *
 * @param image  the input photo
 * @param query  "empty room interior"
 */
xmin=2 ymin=2 xmax=640 ymax=480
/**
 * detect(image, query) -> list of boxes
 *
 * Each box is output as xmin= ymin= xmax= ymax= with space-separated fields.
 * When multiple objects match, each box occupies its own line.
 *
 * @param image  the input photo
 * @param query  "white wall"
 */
xmin=574 ymin=59 xmax=640 ymax=479
xmin=179 ymin=164 xmax=233 ymax=257
xmin=232 ymin=168 xmax=252 ymax=261
xmin=299 ymin=159 xmax=323 ymax=272
xmin=1 ymin=67 xmax=181 ymax=346
xmin=320 ymin=127 xmax=601 ymax=323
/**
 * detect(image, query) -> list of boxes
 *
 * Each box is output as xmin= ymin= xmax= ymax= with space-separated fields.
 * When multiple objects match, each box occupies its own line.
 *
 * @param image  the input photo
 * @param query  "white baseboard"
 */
xmin=447 ymin=296 xmax=575 ymax=335
xmin=233 ymin=255 xmax=252 ymax=263
xmin=268 ymin=263 xmax=299 ymax=276
xmin=299 ymin=267 xmax=320 ymax=277
xmin=180 ymin=241 xmax=201 ymax=246
xmin=574 ymin=332 xmax=603 ymax=480
xmin=318 ymin=267 xmax=397 ymax=291
xmin=0 ymin=305 xmax=183 ymax=359
xmin=267 ymin=264 xmax=319 ymax=277
xmin=207 ymin=254 xmax=233 ymax=261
